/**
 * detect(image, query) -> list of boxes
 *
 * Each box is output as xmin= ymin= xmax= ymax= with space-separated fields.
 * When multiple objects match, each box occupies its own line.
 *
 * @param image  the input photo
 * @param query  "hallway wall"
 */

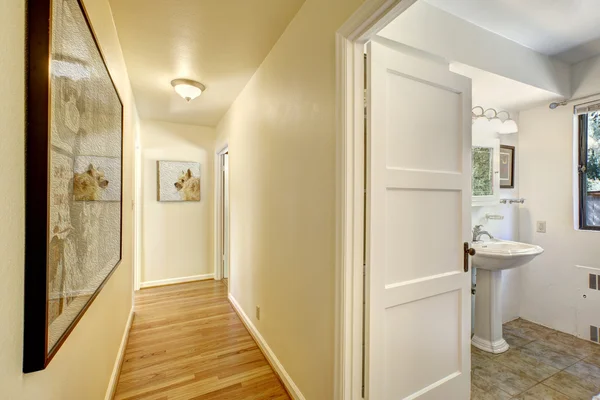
xmin=214 ymin=0 xmax=364 ymax=398
xmin=140 ymin=120 xmax=215 ymax=286
xmin=0 ymin=0 xmax=138 ymax=398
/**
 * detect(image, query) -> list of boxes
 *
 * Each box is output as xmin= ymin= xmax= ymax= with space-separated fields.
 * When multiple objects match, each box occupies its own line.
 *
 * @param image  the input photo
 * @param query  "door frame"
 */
xmin=335 ymin=1 xmax=419 ymax=398
xmin=214 ymin=144 xmax=229 ymax=285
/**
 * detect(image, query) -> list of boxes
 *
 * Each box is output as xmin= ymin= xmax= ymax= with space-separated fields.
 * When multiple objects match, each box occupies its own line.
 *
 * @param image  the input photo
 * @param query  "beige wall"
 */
xmin=140 ymin=120 xmax=215 ymax=284
xmin=214 ymin=0 xmax=363 ymax=398
xmin=0 ymin=0 xmax=138 ymax=398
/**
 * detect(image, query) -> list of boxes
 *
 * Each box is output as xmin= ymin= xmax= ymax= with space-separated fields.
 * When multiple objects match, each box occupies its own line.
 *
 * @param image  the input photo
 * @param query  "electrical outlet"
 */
xmin=536 ymin=221 xmax=547 ymax=233
xmin=256 ymin=306 xmax=260 ymax=320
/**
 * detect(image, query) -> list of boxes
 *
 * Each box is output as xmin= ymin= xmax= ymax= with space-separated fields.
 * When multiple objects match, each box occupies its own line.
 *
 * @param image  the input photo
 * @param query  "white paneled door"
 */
xmin=365 ymin=40 xmax=473 ymax=399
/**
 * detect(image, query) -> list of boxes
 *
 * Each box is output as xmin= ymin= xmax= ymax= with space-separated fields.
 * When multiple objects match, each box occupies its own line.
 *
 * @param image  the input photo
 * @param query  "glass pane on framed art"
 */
xmin=47 ymin=0 xmax=122 ymax=353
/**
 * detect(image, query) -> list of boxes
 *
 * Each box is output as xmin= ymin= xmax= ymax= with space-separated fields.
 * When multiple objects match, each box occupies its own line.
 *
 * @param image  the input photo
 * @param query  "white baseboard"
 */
xmin=140 ymin=273 xmax=214 ymax=289
xmin=104 ymin=308 xmax=134 ymax=400
xmin=228 ymin=294 xmax=305 ymax=400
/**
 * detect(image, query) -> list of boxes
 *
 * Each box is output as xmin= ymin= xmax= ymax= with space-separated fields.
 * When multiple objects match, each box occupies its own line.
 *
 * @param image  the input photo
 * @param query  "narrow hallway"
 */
xmin=114 ymin=281 xmax=290 ymax=399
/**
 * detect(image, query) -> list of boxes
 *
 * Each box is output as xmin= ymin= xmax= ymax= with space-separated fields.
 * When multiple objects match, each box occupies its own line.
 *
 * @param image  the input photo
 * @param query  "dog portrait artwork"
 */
xmin=175 ymin=169 xmax=201 ymax=201
xmin=157 ymin=161 xmax=201 ymax=202
xmin=73 ymin=164 xmax=108 ymax=201
xmin=73 ymin=156 xmax=121 ymax=202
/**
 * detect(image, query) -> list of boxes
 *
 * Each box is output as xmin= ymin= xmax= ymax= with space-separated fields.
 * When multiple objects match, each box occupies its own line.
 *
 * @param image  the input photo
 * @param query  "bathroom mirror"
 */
xmin=472 ymin=138 xmax=500 ymax=206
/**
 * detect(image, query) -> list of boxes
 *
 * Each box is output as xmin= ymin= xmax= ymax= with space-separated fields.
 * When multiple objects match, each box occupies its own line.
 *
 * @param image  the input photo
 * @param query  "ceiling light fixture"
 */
xmin=472 ymin=106 xmax=518 ymax=134
xmin=496 ymin=111 xmax=518 ymax=134
xmin=171 ymin=79 xmax=206 ymax=102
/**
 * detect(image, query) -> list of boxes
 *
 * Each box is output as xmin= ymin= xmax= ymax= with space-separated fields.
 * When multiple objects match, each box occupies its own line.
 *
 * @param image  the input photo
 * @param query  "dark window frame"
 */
xmin=578 ymin=113 xmax=600 ymax=231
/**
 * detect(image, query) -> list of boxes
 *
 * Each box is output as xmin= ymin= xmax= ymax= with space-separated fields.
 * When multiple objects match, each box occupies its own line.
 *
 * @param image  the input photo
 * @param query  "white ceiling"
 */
xmin=424 ymin=0 xmax=600 ymax=64
xmin=450 ymin=63 xmax=563 ymax=112
xmin=110 ymin=0 xmax=305 ymax=127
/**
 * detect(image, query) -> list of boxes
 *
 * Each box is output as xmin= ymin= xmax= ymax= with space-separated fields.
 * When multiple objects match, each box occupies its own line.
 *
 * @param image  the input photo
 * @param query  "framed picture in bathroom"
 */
xmin=500 ymin=145 xmax=515 ymax=189
xmin=23 ymin=0 xmax=123 ymax=372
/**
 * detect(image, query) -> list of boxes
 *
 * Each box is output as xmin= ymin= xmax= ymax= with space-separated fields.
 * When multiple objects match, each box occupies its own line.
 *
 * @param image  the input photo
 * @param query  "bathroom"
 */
xmin=374 ymin=1 xmax=600 ymax=398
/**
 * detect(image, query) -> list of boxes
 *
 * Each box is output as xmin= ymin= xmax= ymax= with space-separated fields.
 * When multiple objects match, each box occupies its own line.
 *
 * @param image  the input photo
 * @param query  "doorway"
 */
xmin=336 ymin=1 xmax=472 ymax=398
xmin=217 ymin=148 xmax=230 ymax=287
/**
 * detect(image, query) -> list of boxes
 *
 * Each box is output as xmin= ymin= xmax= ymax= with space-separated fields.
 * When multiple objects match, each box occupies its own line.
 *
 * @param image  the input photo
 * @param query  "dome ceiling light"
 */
xmin=171 ymin=79 xmax=206 ymax=102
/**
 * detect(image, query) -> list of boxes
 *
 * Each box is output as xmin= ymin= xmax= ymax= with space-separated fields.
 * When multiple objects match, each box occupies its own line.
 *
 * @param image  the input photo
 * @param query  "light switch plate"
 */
xmin=536 ymin=221 xmax=547 ymax=233
xmin=256 ymin=306 xmax=260 ymax=320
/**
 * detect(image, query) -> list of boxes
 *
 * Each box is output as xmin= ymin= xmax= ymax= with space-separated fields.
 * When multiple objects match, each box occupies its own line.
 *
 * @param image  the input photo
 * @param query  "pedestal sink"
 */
xmin=472 ymin=239 xmax=544 ymax=354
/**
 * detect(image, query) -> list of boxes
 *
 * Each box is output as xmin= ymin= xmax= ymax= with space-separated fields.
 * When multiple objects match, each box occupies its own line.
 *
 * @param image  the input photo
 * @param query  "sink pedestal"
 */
xmin=472 ymin=268 xmax=509 ymax=354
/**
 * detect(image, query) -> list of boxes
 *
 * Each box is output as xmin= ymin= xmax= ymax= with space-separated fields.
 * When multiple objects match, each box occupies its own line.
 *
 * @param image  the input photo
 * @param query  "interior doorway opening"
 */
xmin=339 ymin=1 xmax=600 ymax=398
xmin=217 ymin=148 xmax=230 ymax=287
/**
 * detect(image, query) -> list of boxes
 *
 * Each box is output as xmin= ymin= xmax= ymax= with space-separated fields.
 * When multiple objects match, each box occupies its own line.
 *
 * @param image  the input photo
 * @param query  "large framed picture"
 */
xmin=24 ymin=0 xmax=123 ymax=372
xmin=500 ymin=145 xmax=515 ymax=189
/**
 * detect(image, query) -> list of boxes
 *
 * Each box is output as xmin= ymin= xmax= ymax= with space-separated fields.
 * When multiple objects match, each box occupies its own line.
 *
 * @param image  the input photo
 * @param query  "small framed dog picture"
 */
xmin=157 ymin=161 xmax=201 ymax=202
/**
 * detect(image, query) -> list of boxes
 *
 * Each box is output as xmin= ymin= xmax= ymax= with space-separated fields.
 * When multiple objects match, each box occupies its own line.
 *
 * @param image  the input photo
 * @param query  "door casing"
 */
xmin=335 ymin=1 xmax=428 ymax=399
xmin=215 ymin=145 xmax=230 ymax=286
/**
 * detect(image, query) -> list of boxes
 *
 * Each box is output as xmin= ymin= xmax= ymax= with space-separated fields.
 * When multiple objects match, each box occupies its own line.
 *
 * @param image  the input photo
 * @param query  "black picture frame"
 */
xmin=500 ymin=145 xmax=515 ymax=189
xmin=24 ymin=0 xmax=124 ymax=372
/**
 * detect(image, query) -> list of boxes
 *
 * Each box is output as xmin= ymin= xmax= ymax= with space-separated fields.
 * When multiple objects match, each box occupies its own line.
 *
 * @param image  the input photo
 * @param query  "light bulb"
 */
xmin=489 ymin=117 xmax=503 ymax=130
xmin=498 ymin=119 xmax=518 ymax=134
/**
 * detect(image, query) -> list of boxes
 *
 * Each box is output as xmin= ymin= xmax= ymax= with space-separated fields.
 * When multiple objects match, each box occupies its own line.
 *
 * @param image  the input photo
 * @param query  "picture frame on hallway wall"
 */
xmin=500 ymin=145 xmax=515 ymax=189
xmin=24 ymin=0 xmax=124 ymax=372
xmin=157 ymin=161 xmax=202 ymax=202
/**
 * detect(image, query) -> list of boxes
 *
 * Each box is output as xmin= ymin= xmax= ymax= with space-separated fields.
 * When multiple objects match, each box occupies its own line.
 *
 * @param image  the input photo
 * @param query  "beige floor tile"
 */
xmin=472 ymin=345 xmax=494 ymax=359
xmin=504 ymin=319 xmax=555 ymax=340
xmin=564 ymin=360 xmax=600 ymax=386
xmin=472 ymin=370 xmax=499 ymax=393
xmin=504 ymin=332 xmax=534 ymax=349
xmin=544 ymin=370 xmax=600 ymax=400
xmin=512 ymin=384 xmax=570 ymax=400
xmin=495 ymin=348 xmax=559 ymax=382
xmin=471 ymin=383 xmax=512 ymax=400
xmin=473 ymin=350 xmax=490 ymax=368
xmin=584 ymin=351 xmax=600 ymax=368
xmin=472 ymin=358 xmax=537 ymax=396
xmin=521 ymin=341 xmax=581 ymax=370
xmin=543 ymin=331 xmax=599 ymax=359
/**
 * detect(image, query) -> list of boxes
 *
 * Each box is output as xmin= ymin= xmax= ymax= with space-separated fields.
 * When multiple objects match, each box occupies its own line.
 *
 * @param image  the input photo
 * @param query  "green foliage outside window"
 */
xmin=472 ymin=147 xmax=493 ymax=197
xmin=587 ymin=111 xmax=600 ymax=191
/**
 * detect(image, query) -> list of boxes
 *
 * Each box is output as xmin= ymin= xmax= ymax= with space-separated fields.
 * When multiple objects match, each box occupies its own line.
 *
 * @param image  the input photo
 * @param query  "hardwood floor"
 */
xmin=114 ymin=280 xmax=290 ymax=400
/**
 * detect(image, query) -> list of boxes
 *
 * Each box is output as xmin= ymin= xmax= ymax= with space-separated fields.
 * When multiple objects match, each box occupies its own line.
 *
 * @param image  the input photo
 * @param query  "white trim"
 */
xmin=139 ymin=273 xmax=214 ymax=289
xmin=133 ymin=135 xmax=142 ymax=291
xmin=335 ymin=1 xmax=417 ymax=399
xmin=104 ymin=308 xmax=134 ymax=400
xmin=228 ymin=294 xmax=305 ymax=400
xmin=214 ymin=144 xmax=229 ymax=282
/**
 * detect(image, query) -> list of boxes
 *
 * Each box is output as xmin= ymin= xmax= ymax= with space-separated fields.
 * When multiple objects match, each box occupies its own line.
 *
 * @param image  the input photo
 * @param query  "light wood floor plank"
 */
xmin=114 ymin=280 xmax=290 ymax=400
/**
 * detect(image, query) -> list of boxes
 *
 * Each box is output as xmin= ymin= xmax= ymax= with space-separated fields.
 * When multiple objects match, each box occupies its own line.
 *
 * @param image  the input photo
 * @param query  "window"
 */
xmin=578 ymin=107 xmax=600 ymax=230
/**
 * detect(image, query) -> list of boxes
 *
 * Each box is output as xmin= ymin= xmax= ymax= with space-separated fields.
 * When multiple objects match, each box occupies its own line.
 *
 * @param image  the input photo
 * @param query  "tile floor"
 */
xmin=472 ymin=319 xmax=600 ymax=399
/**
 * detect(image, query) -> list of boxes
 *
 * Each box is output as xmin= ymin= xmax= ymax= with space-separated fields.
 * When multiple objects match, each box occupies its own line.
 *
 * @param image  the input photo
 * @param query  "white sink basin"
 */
xmin=472 ymin=239 xmax=544 ymax=271
xmin=471 ymin=239 xmax=544 ymax=354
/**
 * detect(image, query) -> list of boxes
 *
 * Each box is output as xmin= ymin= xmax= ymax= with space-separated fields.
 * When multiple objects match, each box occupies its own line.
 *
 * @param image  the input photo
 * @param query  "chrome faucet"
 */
xmin=472 ymin=225 xmax=494 ymax=242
